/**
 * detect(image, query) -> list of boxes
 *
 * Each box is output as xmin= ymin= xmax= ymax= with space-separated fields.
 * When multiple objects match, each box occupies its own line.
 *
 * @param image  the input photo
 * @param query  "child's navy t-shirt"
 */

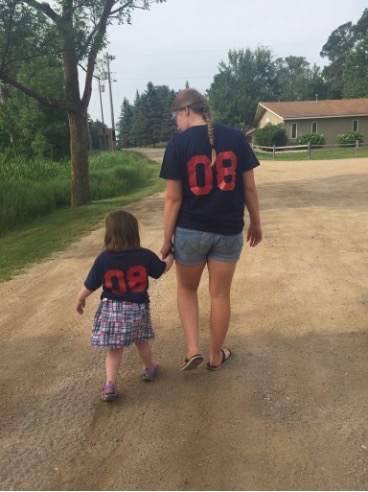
xmin=84 ymin=248 xmax=166 ymax=303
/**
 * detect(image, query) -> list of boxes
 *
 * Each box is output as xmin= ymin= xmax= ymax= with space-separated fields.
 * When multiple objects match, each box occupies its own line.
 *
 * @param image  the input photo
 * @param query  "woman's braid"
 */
xmin=172 ymin=88 xmax=216 ymax=166
xmin=203 ymin=111 xmax=216 ymax=166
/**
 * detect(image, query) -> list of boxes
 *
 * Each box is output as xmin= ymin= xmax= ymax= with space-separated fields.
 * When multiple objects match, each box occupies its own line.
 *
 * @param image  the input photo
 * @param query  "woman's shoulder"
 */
xmin=214 ymin=123 xmax=247 ymax=144
xmin=214 ymin=123 xmax=243 ymax=136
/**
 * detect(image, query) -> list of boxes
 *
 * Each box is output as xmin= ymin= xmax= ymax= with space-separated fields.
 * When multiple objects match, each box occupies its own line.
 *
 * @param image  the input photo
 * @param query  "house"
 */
xmin=252 ymin=98 xmax=368 ymax=145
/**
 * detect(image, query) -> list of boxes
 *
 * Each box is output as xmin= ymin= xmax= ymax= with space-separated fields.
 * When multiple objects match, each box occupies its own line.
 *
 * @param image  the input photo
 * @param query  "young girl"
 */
xmin=76 ymin=210 xmax=173 ymax=401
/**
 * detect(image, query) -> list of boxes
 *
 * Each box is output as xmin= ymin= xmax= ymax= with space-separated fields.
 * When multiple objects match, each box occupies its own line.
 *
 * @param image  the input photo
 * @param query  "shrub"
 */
xmin=296 ymin=133 xmax=325 ymax=145
xmin=336 ymin=131 xmax=363 ymax=145
xmin=255 ymin=123 xmax=287 ymax=147
xmin=0 ymin=151 xmax=156 ymax=234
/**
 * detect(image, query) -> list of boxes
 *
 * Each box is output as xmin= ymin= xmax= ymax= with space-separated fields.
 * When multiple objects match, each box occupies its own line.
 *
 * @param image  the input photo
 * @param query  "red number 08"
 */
xmin=188 ymin=151 xmax=237 ymax=196
xmin=104 ymin=266 xmax=147 ymax=294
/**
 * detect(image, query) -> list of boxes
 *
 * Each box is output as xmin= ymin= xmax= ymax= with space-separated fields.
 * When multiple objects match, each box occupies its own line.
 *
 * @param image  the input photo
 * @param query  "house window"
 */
xmin=291 ymin=123 xmax=297 ymax=139
xmin=311 ymin=122 xmax=317 ymax=133
xmin=352 ymin=120 xmax=359 ymax=132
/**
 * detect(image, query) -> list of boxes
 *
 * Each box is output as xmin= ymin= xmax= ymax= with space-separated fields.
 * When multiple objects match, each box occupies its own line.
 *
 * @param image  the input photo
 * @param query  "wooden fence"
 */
xmin=252 ymin=141 xmax=368 ymax=159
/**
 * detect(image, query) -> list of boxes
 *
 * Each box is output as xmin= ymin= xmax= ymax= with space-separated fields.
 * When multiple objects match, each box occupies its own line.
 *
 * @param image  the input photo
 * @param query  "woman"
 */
xmin=160 ymin=88 xmax=262 ymax=371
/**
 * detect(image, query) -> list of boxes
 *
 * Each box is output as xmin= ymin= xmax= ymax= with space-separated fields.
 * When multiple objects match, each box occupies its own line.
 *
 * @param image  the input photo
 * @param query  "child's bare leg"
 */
xmin=134 ymin=340 xmax=154 ymax=369
xmin=105 ymin=347 xmax=124 ymax=385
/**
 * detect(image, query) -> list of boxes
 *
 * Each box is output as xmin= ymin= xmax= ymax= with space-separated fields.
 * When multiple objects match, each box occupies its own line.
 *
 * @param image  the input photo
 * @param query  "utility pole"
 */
xmin=105 ymin=52 xmax=116 ymax=150
xmin=97 ymin=76 xmax=105 ymax=127
xmin=97 ymin=75 xmax=106 ymax=150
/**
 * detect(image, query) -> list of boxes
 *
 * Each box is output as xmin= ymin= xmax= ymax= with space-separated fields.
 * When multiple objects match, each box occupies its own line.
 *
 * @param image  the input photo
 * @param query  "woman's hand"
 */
xmin=246 ymin=223 xmax=262 ymax=247
xmin=161 ymin=240 xmax=173 ymax=259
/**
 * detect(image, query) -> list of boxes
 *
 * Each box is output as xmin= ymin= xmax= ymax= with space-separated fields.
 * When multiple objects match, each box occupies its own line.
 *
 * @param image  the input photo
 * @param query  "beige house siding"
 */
xmin=254 ymin=99 xmax=368 ymax=145
xmin=284 ymin=117 xmax=368 ymax=144
xmin=258 ymin=110 xmax=283 ymax=127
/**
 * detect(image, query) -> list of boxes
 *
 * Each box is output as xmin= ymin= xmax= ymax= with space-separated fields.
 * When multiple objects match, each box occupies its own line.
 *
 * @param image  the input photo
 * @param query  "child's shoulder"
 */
xmin=136 ymin=247 xmax=159 ymax=258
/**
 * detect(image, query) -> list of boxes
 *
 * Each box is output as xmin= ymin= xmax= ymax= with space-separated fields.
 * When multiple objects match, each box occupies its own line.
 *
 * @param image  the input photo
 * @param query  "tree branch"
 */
xmin=81 ymin=0 xmax=117 ymax=108
xmin=109 ymin=0 xmax=136 ymax=16
xmin=21 ymin=0 xmax=60 ymax=22
xmin=0 ymin=72 xmax=76 ymax=111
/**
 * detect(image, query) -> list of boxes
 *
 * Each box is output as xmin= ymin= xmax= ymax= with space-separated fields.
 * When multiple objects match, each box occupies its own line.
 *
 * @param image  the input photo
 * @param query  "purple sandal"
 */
xmin=100 ymin=382 xmax=119 ymax=401
xmin=142 ymin=363 xmax=157 ymax=382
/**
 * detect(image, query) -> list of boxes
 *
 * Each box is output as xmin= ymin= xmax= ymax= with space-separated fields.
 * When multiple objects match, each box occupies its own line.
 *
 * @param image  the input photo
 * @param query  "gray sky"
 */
xmin=87 ymin=0 xmax=367 ymax=125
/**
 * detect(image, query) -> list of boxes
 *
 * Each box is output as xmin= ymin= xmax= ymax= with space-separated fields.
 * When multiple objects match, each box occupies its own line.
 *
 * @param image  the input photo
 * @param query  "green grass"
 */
xmin=0 ymin=152 xmax=165 ymax=282
xmin=0 ymin=151 xmax=156 ymax=234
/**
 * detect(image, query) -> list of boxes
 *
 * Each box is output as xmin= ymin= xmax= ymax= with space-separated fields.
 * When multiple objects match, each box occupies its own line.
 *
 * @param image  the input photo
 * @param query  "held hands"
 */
xmin=160 ymin=240 xmax=173 ymax=260
xmin=247 ymin=223 xmax=262 ymax=247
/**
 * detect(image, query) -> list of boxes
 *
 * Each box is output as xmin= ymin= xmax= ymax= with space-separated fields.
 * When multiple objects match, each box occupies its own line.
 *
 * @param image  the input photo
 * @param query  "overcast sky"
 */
xmin=87 ymin=0 xmax=367 ymax=125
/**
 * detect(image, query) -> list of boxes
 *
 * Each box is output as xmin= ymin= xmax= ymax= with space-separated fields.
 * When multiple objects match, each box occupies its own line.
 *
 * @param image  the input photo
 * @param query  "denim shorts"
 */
xmin=174 ymin=227 xmax=243 ymax=266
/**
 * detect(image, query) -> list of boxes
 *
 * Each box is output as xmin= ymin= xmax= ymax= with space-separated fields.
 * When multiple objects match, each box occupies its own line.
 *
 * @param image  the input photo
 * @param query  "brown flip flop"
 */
xmin=206 ymin=348 xmax=233 ymax=371
xmin=180 ymin=354 xmax=204 ymax=371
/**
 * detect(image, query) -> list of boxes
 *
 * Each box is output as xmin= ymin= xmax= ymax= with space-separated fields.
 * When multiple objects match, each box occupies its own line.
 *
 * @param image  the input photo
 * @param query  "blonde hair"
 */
xmin=104 ymin=210 xmax=140 ymax=252
xmin=171 ymin=88 xmax=216 ymax=165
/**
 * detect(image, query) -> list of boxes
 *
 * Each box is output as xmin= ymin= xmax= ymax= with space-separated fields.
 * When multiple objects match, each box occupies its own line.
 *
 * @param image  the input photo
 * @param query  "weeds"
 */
xmin=0 ymin=151 xmax=156 ymax=234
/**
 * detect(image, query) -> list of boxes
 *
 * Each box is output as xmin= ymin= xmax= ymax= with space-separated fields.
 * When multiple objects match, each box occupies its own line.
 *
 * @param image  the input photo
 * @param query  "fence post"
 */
xmin=355 ymin=140 xmax=359 ymax=156
xmin=273 ymin=145 xmax=276 ymax=160
xmin=308 ymin=142 xmax=311 ymax=159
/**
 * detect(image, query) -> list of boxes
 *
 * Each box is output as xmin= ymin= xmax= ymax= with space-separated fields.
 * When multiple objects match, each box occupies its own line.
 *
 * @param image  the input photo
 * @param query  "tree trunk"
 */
xmin=68 ymin=110 xmax=91 ymax=207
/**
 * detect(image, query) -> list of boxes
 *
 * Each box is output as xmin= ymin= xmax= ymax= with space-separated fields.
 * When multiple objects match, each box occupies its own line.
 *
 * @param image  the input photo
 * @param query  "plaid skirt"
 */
xmin=91 ymin=299 xmax=154 ymax=349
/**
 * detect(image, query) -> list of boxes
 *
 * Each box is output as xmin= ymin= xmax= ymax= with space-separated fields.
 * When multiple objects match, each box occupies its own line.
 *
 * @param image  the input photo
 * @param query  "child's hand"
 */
xmin=76 ymin=299 xmax=85 ymax=315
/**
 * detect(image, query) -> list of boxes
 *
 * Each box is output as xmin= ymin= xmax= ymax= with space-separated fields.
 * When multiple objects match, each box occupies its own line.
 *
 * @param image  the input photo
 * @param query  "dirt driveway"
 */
xmin=0 ymin=150 xmax=367 ymax=491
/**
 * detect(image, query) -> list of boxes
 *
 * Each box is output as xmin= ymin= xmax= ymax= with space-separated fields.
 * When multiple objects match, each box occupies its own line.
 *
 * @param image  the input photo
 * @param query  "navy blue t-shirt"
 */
xmin=160 ymin=124 xmax=260 ymax=235
xmin=84 ymin=248 xmax=166 ymax=303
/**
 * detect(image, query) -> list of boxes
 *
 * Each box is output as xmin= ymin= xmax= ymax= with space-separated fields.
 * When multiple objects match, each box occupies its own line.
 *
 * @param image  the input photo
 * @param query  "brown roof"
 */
xmin=255 ymin=98 xmax=368 ymax=123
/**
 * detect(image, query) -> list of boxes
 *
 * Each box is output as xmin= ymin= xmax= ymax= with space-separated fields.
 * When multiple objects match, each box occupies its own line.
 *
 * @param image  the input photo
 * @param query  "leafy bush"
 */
xmin=296 ymin=133 xmax=325 ymax=145
xmin=255 ymin=123 xmax=287 ymax=146
xmin=336 ymin=131 xmax=363 ymax=145
xmin=0 ymin=151 xmax=156 ymax=234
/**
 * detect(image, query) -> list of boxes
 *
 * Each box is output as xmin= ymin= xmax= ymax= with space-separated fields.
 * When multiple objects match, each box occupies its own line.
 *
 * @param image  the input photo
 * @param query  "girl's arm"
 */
xmin=161 ymin=179 xmax=183 ymax=259
xmin=76 ymin=286 xmax=93 ymax=315
xmin=243 ymin=169 xmax=262 ymax=247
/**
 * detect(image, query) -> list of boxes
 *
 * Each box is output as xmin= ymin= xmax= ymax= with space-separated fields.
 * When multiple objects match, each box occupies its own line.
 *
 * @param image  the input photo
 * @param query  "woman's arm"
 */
xmin=243 ymin=169 xmax=262 ymax=247
xmin=161 ymin=179 xmax=183 ymax=259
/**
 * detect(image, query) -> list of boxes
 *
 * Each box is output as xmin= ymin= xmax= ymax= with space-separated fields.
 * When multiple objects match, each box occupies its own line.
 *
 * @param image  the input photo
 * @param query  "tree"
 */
xmin=207 ymin=47 xmax=278 ymax=129
xmin=274 ymin=56 xmax=328 ymax=101
xmin=343 ymin=9 xmax=368 ymax=98
xmin=127 ymin=83 xmax=175 ymax=147
xmin=343 ymin=44 xmax=368 ymax=98
xmin=0 ymin=57 xmax=70 ymax=160
xmin=117 ymin=98 xmax=135 ymax=148
xmin=144 ymin=82 xmax=162 ymax=146
xmin=131 ymin=91 xmax=146 ymax=147
xmin=0 ymin=0 xmax=165 ymax=206
xmin=320 ymin=9 xmax=368 ymax=99
xmin=155 ymin=85 xmax=176 ymax=142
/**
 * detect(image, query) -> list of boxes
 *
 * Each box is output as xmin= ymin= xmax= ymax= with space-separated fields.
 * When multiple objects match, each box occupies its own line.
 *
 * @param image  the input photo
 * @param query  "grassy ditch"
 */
xmin=0 ymin=151 xmax=165 ymax=282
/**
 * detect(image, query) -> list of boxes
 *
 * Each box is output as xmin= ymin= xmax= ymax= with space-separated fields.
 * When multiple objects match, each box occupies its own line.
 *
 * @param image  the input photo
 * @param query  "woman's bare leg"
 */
xmin=175 ymin=261 xmax=206 ymax=359
xmin=207 ymin=259 xmax=237 ymax=366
